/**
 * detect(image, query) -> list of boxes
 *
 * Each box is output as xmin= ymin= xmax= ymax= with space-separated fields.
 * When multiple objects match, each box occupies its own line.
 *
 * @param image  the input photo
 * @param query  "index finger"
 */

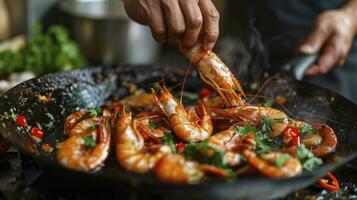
xmin=198 ymin=0 xmax=220 ymax=50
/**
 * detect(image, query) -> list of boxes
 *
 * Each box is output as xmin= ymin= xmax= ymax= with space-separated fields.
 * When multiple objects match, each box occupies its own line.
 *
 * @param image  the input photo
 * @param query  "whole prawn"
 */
xmin=153 ymin=85 xmax=213 ymax=142
xmin=210 ymin=106 xmax=289 ymax=136
xmin=243 ymin=150 xmax=302 ymax=179
xmin=185 ymin=44 xmax=245 ymax=107
xmin=289 ymin=121 xmax=337 ymax=157
xmin=114 ymin=108 xmax=171 ymax=173
xmin=57 ymin=120 xmax=111 ymax=172
xmin=154 ymin=154 xmax=203 ymax=184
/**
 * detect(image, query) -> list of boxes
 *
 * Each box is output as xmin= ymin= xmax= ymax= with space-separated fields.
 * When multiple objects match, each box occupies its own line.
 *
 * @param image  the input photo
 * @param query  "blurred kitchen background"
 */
xmin=0 ymin=0 xmax=240 ymax=94
xmin=0 ymin=0 xmax=227 ymax=65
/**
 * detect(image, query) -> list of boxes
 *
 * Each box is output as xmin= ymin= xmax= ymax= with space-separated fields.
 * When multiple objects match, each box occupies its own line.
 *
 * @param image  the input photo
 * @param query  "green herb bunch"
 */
xmin=0 ymin=23 xmax=87 ymax=75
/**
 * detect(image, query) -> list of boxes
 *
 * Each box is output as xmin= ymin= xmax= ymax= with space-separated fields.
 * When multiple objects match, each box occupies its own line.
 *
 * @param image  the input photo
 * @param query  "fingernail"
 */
xmin=300 ymin=44 xmax=316 ymax=54
xmin=205 ymin=42 xmax=215 ymax=50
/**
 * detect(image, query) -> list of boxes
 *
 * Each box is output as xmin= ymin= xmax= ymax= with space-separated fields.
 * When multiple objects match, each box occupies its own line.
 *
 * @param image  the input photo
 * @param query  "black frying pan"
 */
xmin=1 ymin=66 xmax=357 ymax=200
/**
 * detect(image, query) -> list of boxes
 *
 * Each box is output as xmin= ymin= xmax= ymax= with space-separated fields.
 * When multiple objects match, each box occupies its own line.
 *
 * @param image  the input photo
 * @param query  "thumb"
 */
xmin=299 ymin=25 xmax=330 ymax=54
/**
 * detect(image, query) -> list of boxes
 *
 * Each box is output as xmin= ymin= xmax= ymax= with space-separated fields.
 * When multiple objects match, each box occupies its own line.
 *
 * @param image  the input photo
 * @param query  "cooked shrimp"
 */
xmin=111 ymin=93 xmax=160 ymax=113
xmin=57 ymin=120 xmax=111 ymax=172
xmin=114 ymin=109 xmax=171 ymax=173
xmin=64 ymin=111 xmax=87 ymax=134
xmin=133 ymin=112 xmax=170 ymax=142
xmin=154 ymin=86 xmax=213 ymax=142
xmin=154 ymin=154 xmax=203 ymax=184
xmin=66 ymin=117 xmax=101 ymax=137
xmin=185 ymin=44 xmax=245 ymax=107
xmin=309 ymin=123 xmax=337 ymax=157
xmin=243 ymin=150 xmax=302 ymax=179
xmin=288 ymin=121 xmax=337 ymax=157
xmin=211 ymin=106 xmax=288 ymax=136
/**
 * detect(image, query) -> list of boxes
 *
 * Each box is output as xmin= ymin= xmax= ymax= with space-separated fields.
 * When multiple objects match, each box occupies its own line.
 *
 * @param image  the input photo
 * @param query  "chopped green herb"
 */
xmin=296 ymin=145 xmax=323 ymax=171
xmin=261 ymin=116 xmax=273 ymax=134
xmin=161 ymin=132 xmax=176 ymax=152
xmin=83 ymin=135 xmax=96 ymax=148
xmin=87 ymin=108 xmax=102 ymax=117
xmin=263 ymin=99 xmax=275 ymax=107
xmin=148 ymin=121 xmax=159 ymax=129
xmin=299 ymin=124 xmax=318 ymax=134
xmin=0 ymin=23 xmax=86 ymax=75
xmin=10 ymin=109 xmax=17 ymax=121
xmin=183 ymin=141 xmax=228 ymax=168
xmin=254 ymin=130 xmax=277 ymax=155
xmin=237 ymin=125 xmax=257 ymax=135
xmin=275 ymin=153 xmax=291 ymax=167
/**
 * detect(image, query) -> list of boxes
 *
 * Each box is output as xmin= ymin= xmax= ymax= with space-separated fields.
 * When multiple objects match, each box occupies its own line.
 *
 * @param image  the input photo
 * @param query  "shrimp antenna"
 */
xmin=180 ymin=61 xmax=193 ymax=103
xmin=248 ymin=75 xmax=280 ymax=103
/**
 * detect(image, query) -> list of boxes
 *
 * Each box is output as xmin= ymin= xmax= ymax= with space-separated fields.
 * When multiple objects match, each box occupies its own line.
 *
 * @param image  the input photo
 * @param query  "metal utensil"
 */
xmin=281 ymin=53 xmax=319 ymax=81
xmin=57 ymin=0 xmax=159 ymax=65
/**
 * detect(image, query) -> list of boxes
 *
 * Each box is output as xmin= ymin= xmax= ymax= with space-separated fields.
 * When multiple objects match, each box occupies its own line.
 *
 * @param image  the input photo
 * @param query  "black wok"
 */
xmin=1 ymin=66 xmax=357 ymax=200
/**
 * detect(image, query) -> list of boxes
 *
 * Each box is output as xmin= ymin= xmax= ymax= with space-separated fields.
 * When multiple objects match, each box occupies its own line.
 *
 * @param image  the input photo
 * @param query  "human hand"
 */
xmin=299 ymin=8 xmax=357 ymax=76
xmin=122 ymin=0 xmax=220 ymax=52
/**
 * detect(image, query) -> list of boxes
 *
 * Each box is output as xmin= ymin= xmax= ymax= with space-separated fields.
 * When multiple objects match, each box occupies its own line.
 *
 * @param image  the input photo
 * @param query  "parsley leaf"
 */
xmin=83 ymin=135 xmax=96 ymax=148
xmin=299 ymin=124 xmax=318 ymax=134
xmin=161 ymin=132 xmax=176 ymax=152
xmin=263 ymin=99 xmax=275 ymax=107
xmin=296 ymin=145 xmax=323 ymax=171
xmin=275 ymin=153 xmax=291 ymax=167
xmin=148 ymin=121 xmax=159 ymax=129
xmin=87 ymin=108 xmax=102 ymax=117
xmin=237 ymin=125 xmax=257 ymax=135
xmin=183 ymin=141 xmax=228 ymax=168
xmin=261 ymin=116 xmax=273 ymax=134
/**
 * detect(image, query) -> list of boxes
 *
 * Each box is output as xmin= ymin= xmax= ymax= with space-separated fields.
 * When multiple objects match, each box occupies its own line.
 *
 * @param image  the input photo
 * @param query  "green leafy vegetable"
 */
xmin=296 ymin=145 xmax=323 ymax=171
xmin=236 ymin=125 xmax=257 ymax=135
xmin=161 ymin=132 xmax=176 ymax=152
xmin=0 ymin=23 xmax=87 ymax=75
xmin=236 ymin=125 xmax=276 ymax=155
xmin=87 ymin=108 xmax=102 ymax=117
xmin=261 ymin=116 xmax=273 ymax=134
xmin=263 ymin=99 xmax=275 ymax=107
xmin=275 ymin=153 xmax=291 ymax=167
xmin=148 ymin=121 xmax=159 ymax=129
xmin=255 ymin=130 xmax=277 ymax=155
xmin=83 ymin=135 xmax=96 ymax=148
xmin=299 ymin=124 xmax=318 ymax=134
xmin=183 ymin=141 xmax=228 ymax=168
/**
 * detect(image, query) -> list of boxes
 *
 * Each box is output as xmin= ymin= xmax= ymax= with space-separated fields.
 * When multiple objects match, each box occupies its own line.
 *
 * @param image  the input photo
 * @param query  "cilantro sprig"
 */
xmin=83 ymin=135 xmax=96 ymax=148
xmin=296 ymin=145 xmax=323 ymax=171
xmin=183 ymin=141 xmax=228 ymax=168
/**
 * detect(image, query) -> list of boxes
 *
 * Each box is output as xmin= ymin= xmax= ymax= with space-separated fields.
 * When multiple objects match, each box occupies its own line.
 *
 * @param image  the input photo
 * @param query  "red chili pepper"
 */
xmin=31 ymin=127 xmax=44 ymax=139
xmin=199 ymin=88 xmax=212 ymax=97
xmin=16 ymin=115 xmax=28 ymax=127
xmin=176 ymin=142 xmax=185 ymax=151
xmin=282 ymin=126 xmax=300 ymax=146
xmin=318 ymin=172 xmax=340 ymax=192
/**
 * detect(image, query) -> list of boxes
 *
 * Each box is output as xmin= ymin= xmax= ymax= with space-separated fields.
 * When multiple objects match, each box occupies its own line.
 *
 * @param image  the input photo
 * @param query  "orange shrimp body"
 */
xmin=211 ymin=106 xmax=288 ymax=137
xmin=309 ymin=123 xmax=337 ymax=157
xmin=111 ymin=93 xmax=160 ymax=113
xmin=66 ymin=117 xmax=101 ymax=137
xmin=114 ymin=109 xmax=171 ymax=173
xmin=243 ymin=150 xmax=302 ymax=179
xmin=133 ymin=112 xmax=170 ymax=139
xmin=288 ymin=121 xmax=337 ymax=157
xmin=64 ymin=111 xmax=87 ymax=134
xmin=154 ymin=86 xmax=213 ymax=142
xmin=57 ymin=120 xmax=111 ymax=172
xmin=185 ymin=44 xmax=245 ymax=107
xmin=154 ymin=154 xmax=203 ymax=184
